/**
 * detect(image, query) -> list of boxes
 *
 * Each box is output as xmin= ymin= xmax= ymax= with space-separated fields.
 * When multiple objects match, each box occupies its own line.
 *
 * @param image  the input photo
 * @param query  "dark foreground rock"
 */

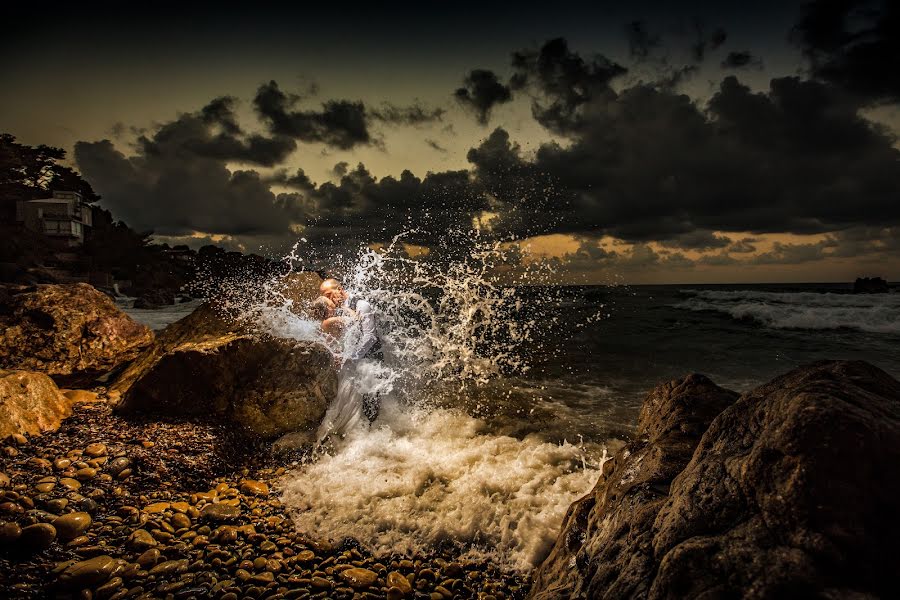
xmin=112 ymin=302 xmax=337 ymax=439
xmin=0 ymin=370 xmax=73 ymax=440
xmin=0 ymin=402 xmax=526 ymax=599
xmin=530 ymin=360 xmax=900 ymax=599
xmin=0 ymin=284 xmax=153 ymax=387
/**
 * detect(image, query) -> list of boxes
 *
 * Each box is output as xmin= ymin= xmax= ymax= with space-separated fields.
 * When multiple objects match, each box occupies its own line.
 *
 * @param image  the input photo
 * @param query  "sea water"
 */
xmin=125 ymin=246 xmax=900 ymax=571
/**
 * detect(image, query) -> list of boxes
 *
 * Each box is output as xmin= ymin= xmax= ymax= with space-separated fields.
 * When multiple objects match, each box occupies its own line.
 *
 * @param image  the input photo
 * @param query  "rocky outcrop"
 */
xmin=530 ymin=360 xmax=900 ymax=599
xmin=0 ymin=284 xmax=153 ymax=386
xmin=0 ymin=370 xmax=72 ymax=439
xmin=112 ymin=301 xmax=337 ymax=439
xmin=853 ymin=276 xmax=890 ymax=293
xmin=529 ymin=374 xmax=738 ymax=599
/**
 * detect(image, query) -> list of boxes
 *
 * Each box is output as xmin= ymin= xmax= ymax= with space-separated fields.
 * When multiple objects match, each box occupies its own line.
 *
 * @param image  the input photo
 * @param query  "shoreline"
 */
xmin=0 ymin=401 xmax=528 ymax=599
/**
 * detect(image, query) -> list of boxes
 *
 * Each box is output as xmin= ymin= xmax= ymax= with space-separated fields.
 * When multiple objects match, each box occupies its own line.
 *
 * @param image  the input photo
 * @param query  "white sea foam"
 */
xmin=280 ymin=402 xmax=603 ymax=571
xmin=217 ymin=231 xmax=604 ymax=570
xmin=674 ymin=289 xmax=900 ymax=334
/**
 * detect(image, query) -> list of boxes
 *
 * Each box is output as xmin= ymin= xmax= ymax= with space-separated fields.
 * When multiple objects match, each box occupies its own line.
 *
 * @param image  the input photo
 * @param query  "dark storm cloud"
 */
xmin=285 ymin=164 xmax=483 ymax=246
xmin=690 ymin=23 xmax=728 ymax=62
xmin=253 ymin=81 xmax=371 ymax=150
xmin=721 ymin=50 xmax=763 ymax=70
xmin=659 ymin=230 xmax=731 ymax=250
xmin=75 ymin=138 xmax=292 ymax=237
xmin=461 ymin=38 xmax=900 ymax=246
xmin=454 ymin=70 xmax=513 ymax=125
xmin=425 ymin=139 xmax=448 ymax=153
xmin=729 ymin=237 xmax=759 ymax=254
xmin=793 ymin=0 xmax=900 ymax=103
xmin=510 ymin=38 xmax=627 ymax=134
xmin=625 ymin=21 xmax=662 ymax=61
xmin=369 ymin=102 xmax=445 ymax=126
xmin=133 ymin=96 xmax=297 ymax=167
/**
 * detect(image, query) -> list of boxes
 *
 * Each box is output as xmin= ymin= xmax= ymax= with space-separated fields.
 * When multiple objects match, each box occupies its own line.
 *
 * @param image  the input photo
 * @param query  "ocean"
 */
xmin=123 ymin=281 xmax=900 ymax=571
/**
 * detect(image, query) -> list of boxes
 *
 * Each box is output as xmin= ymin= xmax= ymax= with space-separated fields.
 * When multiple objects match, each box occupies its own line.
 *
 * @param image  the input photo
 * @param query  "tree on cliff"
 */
xmin=0 ymin=133 xmax=99 ymax=223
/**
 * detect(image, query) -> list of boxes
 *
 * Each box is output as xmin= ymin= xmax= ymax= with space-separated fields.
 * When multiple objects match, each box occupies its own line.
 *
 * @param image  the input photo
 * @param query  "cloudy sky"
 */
xmin=2 ymin=1 xmax=898 ymax=283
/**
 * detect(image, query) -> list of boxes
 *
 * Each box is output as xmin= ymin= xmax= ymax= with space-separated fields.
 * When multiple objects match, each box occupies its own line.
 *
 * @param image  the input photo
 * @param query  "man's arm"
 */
xmin=350 ymin=299 xmax=378 ymax=360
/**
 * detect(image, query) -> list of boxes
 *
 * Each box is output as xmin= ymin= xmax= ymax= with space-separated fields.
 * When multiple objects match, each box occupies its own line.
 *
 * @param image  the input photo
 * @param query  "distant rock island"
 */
xmin=853 ymin=276 xmax=890 ymax=293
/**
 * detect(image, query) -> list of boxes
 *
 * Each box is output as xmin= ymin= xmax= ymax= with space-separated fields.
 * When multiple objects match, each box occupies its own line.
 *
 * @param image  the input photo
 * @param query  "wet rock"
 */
xmin=136 ymin=548 xmax=161 ymax=567
xmin=0 ymin=472 xmax=9 ymax=487
xmin=239 ymin=479 xmax=269 ymax=496
xmin=113 ymin=303 xmax=336 ymax=439
xmin=340 ymin=567 xmax=378 ymax=589
xmin=0 ymin=284 xmax=153 ymax=386
xmin=75 ymin=467 xmax=97 ymax=480
xmin=531 ymin=360 xmax=900 ymax=600
xmin=58 ymin=477 xmax=81 ymax=491
xmin=0 ymin=521 xmax=22 ymax=545
xmin=0 ymin=370 xmax=73 ymax=439
xmin=170 ymin=512 xmax=191 ymax=529
xmin=201 ymin=503 xmax=240 ymax=522
xmin=149 ymin=559 xmax=189 ymax=576
xmin=143 ymin=501 xmax=170 ymax=513
xmin=127 ymin=528 xmax=157 ymax=551
xmin=85 ymin=442 xmax=107 ymax=457
xmin=20 ymin=522 xmax=57 ymax=551
xmin=387 ymin=571 xmax=413 ymax=594
xmin=107 ymin=456 xmax=130 ymax=475
xmin=56 ymin=555 xmax=118 ymax=589
xmin=53 ymin=511 xmax=92 ymax=541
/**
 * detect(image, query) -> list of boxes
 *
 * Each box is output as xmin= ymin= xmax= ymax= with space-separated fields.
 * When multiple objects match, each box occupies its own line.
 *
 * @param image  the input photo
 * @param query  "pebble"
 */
xmin=106 ymin=457 xmax=130 ymax=475
xmin=387 ymin=571 xmax=413 ymax=594
xmin=201 ymin=503 xmax=240 ymax=521
xmin=58 ymin=477 xmax=82 ymax=490
xmin=239 ymin=479 xmax=269 ymax=496
xmin=54 ymin=458 xmax=72 ymax=470
xmin=20 ymin=522 xmax=57 ymax=551
xmin=53 ymin=512 xmax=92 ymax=541
xmin=0 ymin=521 xmax=22 ymax=545
xmin=136 ymin=548 xmax=161 ymax=568
xmin=149 ymin=559 xmax=188 ymax=576
xmin=0 ymin=472 xmax=9 ymax=487
xmin=170 ymin=512 xmax=191 ymax=529
xmin=56 ymin=555 xmax=117 ymax=589
xmin=143 ymin=501 xmax=170 ymax=513
xmin=127 ymin=528 xmax=157 ymax=551
xmin=85 ymin=443 xmax=108 ymax=457
xmin=340 ymin=567 xmax=379 ymax=589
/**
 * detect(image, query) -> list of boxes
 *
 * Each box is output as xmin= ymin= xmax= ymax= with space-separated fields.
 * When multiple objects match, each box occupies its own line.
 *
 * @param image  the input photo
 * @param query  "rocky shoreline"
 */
xmin=0 ymin=400 xmax=528 ymax=600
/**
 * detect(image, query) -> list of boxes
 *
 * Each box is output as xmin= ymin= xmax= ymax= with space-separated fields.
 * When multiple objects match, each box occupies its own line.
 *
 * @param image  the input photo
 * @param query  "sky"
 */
xmin=2 ymin=0 xmax=898 ymax=284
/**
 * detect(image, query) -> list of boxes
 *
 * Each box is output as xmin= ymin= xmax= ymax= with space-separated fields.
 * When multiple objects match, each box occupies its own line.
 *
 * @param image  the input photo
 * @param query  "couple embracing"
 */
xmin=311 ymin=278 xmax=385 ymax=438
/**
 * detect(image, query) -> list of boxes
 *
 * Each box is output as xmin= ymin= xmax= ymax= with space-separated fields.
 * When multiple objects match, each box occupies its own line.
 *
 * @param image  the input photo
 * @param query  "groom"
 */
xmin=319 ymin=278 xmax=383 ymax=422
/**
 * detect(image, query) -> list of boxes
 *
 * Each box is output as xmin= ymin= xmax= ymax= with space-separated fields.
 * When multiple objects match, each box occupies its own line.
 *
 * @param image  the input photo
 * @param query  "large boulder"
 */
xmin=113 ymin=301 xmax=337 ymax=439
xmin=529 ymin=374 xmax=738 ymax=599
xmin=530 ymin=360 xmax=900 ymax=599
xmin=0 ymin=284 xmax=153 ymax=386
xmin=0 ymin=370 xmax=72 ymax=439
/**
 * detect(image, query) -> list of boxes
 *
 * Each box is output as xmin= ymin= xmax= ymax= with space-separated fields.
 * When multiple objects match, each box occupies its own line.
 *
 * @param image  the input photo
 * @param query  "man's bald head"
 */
xmin=320 ymin=278 xmax=347 ymax=305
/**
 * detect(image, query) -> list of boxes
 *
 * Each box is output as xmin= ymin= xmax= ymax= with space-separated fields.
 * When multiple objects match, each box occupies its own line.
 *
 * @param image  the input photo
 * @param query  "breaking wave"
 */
xmin=674 ymin=289 xmax=900 ymax=334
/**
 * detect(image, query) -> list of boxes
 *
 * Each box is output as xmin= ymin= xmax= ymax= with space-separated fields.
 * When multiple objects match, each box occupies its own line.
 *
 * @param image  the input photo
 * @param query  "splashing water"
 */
xmin=218 ymin=230 xmax=608 ymax=571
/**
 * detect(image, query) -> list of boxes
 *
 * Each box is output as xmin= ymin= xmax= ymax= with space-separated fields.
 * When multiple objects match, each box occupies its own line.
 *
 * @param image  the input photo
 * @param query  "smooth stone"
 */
xmin=35 ymin=482 xmax=56 ymax=493
xmin=53 ymin=512 xmax=92 ymax=541
xmin=201 ymin=503 xmax=240 ymax=522
xmin=127 ymin=528 xmax=157 ymax=551
xmin=136 ymin=548 xmax=161 ymax=567
xmin=239 ymin=480 xmax=269 ymax=496
xmin=340 ymin=567 xmax=378 ymax=589
xmin=47 ymin=499 xmax=69 ymax=514
xmin=75 ymin=467 xmax=97 ymax=481
xmin=0 ymin=472 xmax=9 ymax=487
xmin=143 ymin=502 xmax=170 ymax=514
xmin=250 ymin=572 xmax=275 ymax=584
xmin=295 ymin=549 xmax=315 ymax=562
xmin=54 ymin=458 xmax=72 ymax=470
xmin=170 ymin=513 xmax=191 ymax=529
xmin=170 ymin=501 xmax=190 ymax=513
xmin=107 ymin=457 xmax=130 ymax=475
xmin=387 ymin=587 xmax=405 ymax=600
xmin=56 ymin=555 xmax=117 ymax=589
xmin=149 ymin=559 xmax=188 ymax=576
xmin=20 ymin=522 xmax=57 ymax=551
xmin=85 ymin=443 xmax=107 ymax=457
xmin=311 ymin=576 xmax=332 ymax=589
xmin=387 ymin=572 xmax=413 ymax=594
xmin=95 ymin=575 xmax=123 ymax=598
xmin=0 ymin=521 xmax=22 ymax=544
xmin=58 ymin=478 xmax=81 ymax=490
